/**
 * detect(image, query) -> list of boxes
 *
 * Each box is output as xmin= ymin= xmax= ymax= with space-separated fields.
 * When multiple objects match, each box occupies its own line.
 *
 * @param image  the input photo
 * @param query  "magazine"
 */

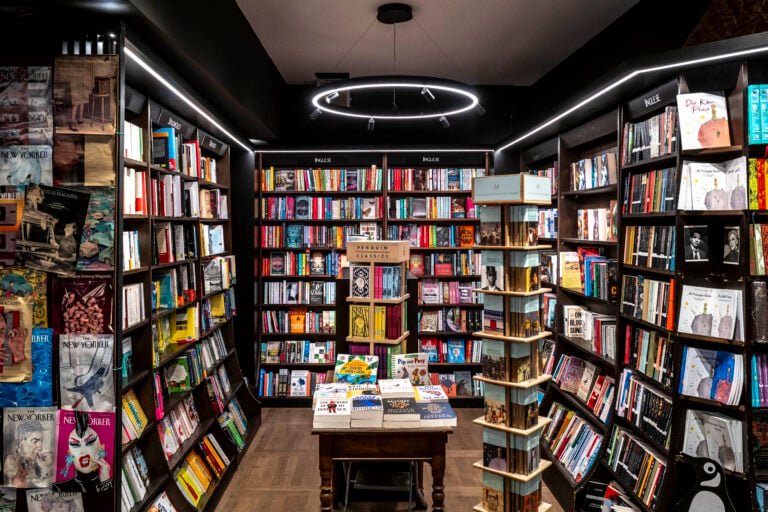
xmin=0 ymin=186 xmax=24 ymax=266
xmin=16 ymin=184 xmax=90 ymax=274
xmin=0 ymin=296 xmax=34 ymax=383
xmin=2 ymin=406 xmax=55 ymax=487
xmin=53 ymin=55 xmax=118 ymax=136
xmin=74 ymin=187 xmax=114 ymax=271
xmin=26 ymin=489 xmax=83 ymax=512
xmin=53 ymin=410 xmax=114 ymax=493
xmin=0 ymin=66 xmax=53 ymax=146
xmin=0 ymin=147 xmax=52 ymax=186
xmin=52 ymin=275 xmax=113 ymax=336
xmin=0 ymin=328 xmax=52 ymax=407
xmin=59 ymin=334 xmax=114 ymax=411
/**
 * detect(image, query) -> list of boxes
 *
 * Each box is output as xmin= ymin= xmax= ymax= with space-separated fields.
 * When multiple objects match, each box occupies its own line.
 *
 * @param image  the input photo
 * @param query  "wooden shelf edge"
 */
xmin=472 ymin=416 xmax=552 ymax=436
xmin=473 ymin=373 xmax=552 ymax=389
xmin=472 ymin=331 xmax=553 ymax=343
xmin=346 ymin=293 xmax=410 ymax=304
xmin=472 ymin=459 xmax=552 ymax=482
xmin=473 ymin=287 xmax=553 ymax=297
xmin=473 ymin=503 xmax=551 ymax=512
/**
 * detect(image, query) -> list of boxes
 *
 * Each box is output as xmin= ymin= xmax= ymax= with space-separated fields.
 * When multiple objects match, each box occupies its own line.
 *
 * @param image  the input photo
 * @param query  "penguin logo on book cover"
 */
xmin=671 ymin=457 xmax=735 ymax=512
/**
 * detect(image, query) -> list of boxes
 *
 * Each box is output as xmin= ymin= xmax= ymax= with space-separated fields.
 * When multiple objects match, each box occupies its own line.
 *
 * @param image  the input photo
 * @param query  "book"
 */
xmin=59 ymin=334 xmax=114 ymax=411
xmin=676 ymin=92 xmax=731 ymax=150
xmin=682 ymin=409 xmax=743 ymax=472
xmin=453 ymin=370 xmax=473 ymax=397
xmin=334 ymin=354 xmax=378 ymax=385
xmin=677 ymin=284 xmax=742 ymax=341
xmin=53 ymin=410 xmax=115 ymax=493
xmin=378 ymin=378 xmax=415 ymax=399
xmin=479 ymin=205 xmax=502 ymax=245
xmin=415 ymin=401 xmax=457 ymax=427
xmin=678 ymin=157 xmax=747 ymax=210
xmin=313 ymin=397 xmax=351 ymax=428
xmin=350 ymin=265 xmax=370 ymax=298
xmin=349 ymin=305 xmax=369 ymax=338
xmin=3 ymin=407 xmax=55 ymax=487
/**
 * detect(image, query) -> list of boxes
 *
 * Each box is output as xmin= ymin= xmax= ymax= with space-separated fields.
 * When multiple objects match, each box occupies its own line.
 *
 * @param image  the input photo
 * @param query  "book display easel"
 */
xmin=254 ymin=151 xmax=490 ymax=406
xmin=471 ymin=173 xmax=554 ymax=512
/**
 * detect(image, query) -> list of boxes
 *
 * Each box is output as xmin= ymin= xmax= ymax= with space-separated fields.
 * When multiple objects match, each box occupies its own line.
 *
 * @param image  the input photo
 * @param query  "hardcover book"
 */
xmin=678 ymin=157 xmax=747 ymax=211
xmin=58 ymin=334 xmax=114 ymax=411
xmin=676 ymin=92 xmax=731 ymax=150
xmin=349 ymin=305 xmax=369 ymax=338
xmin=479 ymin=205 xmax=502 ymax=245
xmin=350 ymin=265 xmax=370 ymax=298
xmin=334 ymin=354 xmax=378 ymax=385
xmin=2 ymin=406 xmax=55 ymax=487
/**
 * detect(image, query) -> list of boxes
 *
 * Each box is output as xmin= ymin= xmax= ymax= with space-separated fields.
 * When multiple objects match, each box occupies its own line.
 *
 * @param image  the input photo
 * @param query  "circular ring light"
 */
xmin=311 ymin=76 xmax=479 ymax=120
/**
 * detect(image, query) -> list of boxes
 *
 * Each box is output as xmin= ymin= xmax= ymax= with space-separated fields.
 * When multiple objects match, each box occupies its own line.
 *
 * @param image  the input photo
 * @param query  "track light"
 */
xmin=475 ymin=104 xmax=486 ymax=116
xmin=310 ymin=108 xmax=322 ymax=120
xmin=439 ymin=115 xmax=450 ymax=128
xmin=421 ymin=87 xmax=435 ymax=103
xmin=367 ymin=117 xmax=375 ymax=131
xmin=325 ymin=91 xmax=340 ymax=104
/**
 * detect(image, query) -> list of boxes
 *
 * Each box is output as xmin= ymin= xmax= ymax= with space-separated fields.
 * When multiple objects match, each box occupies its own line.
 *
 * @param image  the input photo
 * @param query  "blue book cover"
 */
xmin=711 ymin=350 xmax=737 ymax=404
xmin=446 ymin=339 xmax=465 ymax=363
xmin=153 ymin=127 xmax=178 ymax=170
xmin=0 ymin=328 xmax=53 ymax=406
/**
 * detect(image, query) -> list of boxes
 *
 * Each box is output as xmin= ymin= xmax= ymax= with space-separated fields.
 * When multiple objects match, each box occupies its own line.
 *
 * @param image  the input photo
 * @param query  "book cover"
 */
xmin=2 ymin=406 xmax=55 ymax=487
xmin=446 ymin=338 xmax=465 ymax=362
xmin=349 ymin=305 xmax=369 ymax=338
xmin=53 ymin=410 xmax=114 ymax=493
xmin=453 ymin=370 xmax=473 ymax=396
xmin=0 ymin=327 xmax=52 ymax=407
xmin=284 ymin=223 xmax=303 ymax=248
xmin=482 ymin=471 xmax=505 ymax=511
xmin=350 ymin=265 xmax=370 ymax=298
xmin=165 ymin=357 xmax=192 ymax=393
xmin=482 ymin=339 xmax=506 ymax=381
xmin=26 ymin=490 xmax=82 ymax=512
xmin=677 ymin=92 xmax=731 ymax=150
xmin=16 ymin=184 xmax=90 ymax=274
xmin=310 ymin=251 xmax=326 ymax=275
xmin=269 ymin=252 xmax=285 ymax=275
xmin=59 ymin=334 xmax=113 ymax=411
xmin=684 ymin=157 xmax=748 ymax=211
xmin=479 ymin=205 xmax=502 ymax=245
xmin=360 ymin=197 xmax=377 ymax=219
xmin=294 ymin=196 xmax=310 ymax=220
xmin=0 ymin=487 xmax=14 ymax=512
xmin=416 ymin=401 xmax=457 ymax=427
xmin=0 ymin=147 xmax=52 ymax=186
xmin=273 ymin=170 xmax=295 ymax=191
xmin=480 ymin=251 xmax=503 ymax=291
xmin=334 ymin=354 xmax=378 ymax=385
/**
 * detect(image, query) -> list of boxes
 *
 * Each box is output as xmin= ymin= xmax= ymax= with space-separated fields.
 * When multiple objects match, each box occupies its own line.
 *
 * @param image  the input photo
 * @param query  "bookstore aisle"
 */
xmin=213 ymin=407 xmax=563 ymax=512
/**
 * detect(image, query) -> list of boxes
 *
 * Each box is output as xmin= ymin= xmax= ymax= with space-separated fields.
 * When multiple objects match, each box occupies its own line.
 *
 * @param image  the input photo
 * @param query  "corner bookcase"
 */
xmin=471 ymin=173 xmax=555 ymax=512
xmin=254 ymin=150 xmax=490 ymax=407
xmin=510 ymin=56 xmax=768 ymax=511
xmin=119 ymin=45 xmax=260 ymax=512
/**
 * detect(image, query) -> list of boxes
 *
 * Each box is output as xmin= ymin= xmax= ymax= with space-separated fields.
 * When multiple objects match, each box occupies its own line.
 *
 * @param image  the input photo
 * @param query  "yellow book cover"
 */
xmin=186 ymin=451 xmax=214 ymax=489
xmin=176 ymin=466 xmax=202 ymax=505
xmin=201 ymin=436 xmax=227 ymax=473
xmin=749 ymin=158 xmax=759 ymax=210
xmin=559 ymin=251 xmax=582 ymax=290
xmin=290 ymin=307 xmax=306 ymax=333
xmin=122 ymin=388 xmax=148 ymax=434
xmin=374 ymin=306 xmax=385 ymax=340
xmin=349 ymin=304 xmax=369 ymax=338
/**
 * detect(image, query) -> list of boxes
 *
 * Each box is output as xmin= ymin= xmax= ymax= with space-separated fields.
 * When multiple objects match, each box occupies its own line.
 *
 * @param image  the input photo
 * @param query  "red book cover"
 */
xmin=759 ymin=158 xmax=767 ymax=210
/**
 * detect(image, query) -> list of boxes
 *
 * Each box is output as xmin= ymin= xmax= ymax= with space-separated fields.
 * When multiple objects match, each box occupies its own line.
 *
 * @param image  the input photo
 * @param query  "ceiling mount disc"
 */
xmin=377 ymin=3 xmax=413 ymax=24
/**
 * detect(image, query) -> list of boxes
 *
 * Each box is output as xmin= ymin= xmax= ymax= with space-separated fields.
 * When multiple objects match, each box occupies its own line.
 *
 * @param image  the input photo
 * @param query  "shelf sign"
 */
xmin=627 ymin=79 xmax=678 ymax=119
xmin=347 ymin=240 xmax=409 ymax=263
xmin=314 ymin=156 xmax=332 ymax=164
xmin=472 ymin=174 xmax=551 ymax=204
xmin=155 ymin=108 xmax=195 ymax=139
xmin=199 ymin=132 xmax=228 ymax=156
xmin=422 ymin=156 xmax=439 ymax=163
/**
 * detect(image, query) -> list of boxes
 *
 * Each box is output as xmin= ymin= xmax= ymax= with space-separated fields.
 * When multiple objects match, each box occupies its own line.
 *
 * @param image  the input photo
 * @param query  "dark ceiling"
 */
xmin=4 ymin=0 xmax=768 ymax=151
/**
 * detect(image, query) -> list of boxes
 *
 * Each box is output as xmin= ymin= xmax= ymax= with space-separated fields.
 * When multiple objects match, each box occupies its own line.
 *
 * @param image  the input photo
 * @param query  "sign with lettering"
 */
xmin=155 ymin=107 xmax=195 ymax=139
xmin=347 ymin=240 xmax=410 ymax=263
xmin=626 ymin=79 xmax=678 ymax=119
xmin=199 ymin=132 xmax=228 ymax=156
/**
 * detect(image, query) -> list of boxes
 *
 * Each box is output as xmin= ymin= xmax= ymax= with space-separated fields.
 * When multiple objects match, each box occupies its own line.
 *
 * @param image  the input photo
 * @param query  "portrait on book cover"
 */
xmin=683 ymin=225 xmax=709 ymax=262
xmin=53 ymin=55 xmax=118 ymax=136
xmin=723 ymin=226 xmax=740 ymax=265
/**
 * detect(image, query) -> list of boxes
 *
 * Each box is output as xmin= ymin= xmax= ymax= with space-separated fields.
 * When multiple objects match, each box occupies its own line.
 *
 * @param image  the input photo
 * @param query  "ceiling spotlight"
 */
xmin=475 ymin=104 xmax=486 ymax=116
xmin=367 ymin=117 xmax=375 ymax=131
xmin=310 ymin=108 xmax=322 ymax=120
xmin=439 ymin=115 xmax=450 ymax=128
xmin=421 ymin=87 xmax=435 ymax=103
xmin=325 ymin=91 xmax=340 ymax=104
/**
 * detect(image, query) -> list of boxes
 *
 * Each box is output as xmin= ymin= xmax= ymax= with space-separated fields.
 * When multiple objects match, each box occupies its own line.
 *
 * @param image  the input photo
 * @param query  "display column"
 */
xmin=471 ymin=174 xmax=554 ymax=512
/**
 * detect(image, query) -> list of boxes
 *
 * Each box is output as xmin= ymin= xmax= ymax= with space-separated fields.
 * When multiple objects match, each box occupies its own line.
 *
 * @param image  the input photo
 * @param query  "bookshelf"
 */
xmin=119 ymin=74 xmax=260 ymax=511
xmin=472 ymin=173 xmax=554 ymax=512
xmin=254 ymin=151 xmax=490 ymax=406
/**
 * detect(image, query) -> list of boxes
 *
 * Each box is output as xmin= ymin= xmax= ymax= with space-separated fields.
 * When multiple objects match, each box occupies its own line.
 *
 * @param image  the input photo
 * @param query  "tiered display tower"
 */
xmin=345 ymin=240 xmax=411 ymax=354
xmin=471 ymin=174 xmax=554 ymax=512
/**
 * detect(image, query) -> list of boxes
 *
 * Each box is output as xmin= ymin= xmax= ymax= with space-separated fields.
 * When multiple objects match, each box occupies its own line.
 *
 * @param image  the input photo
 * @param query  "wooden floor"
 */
xmin=215 ymin=407 xmax=565 ymax=512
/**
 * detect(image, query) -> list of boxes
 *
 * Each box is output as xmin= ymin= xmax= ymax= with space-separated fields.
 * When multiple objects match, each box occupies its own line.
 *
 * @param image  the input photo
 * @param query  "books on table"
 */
xmin=313 ymin=397 xmax=351 ymax=428
xmin=378 ymin=378 xmax=415 ymax=399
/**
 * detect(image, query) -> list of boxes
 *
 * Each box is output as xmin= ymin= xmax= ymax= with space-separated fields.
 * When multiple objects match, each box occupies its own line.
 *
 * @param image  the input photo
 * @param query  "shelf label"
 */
xmin=200 ymin=132 xmax=228 ymax=156
xmin=627 ymin=79 xmax=678 ymax=119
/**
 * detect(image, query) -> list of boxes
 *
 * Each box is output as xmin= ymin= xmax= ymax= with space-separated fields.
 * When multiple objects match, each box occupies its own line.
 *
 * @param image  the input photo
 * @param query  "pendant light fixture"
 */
xmin=310 ymin=3 xmax=482 ymax=128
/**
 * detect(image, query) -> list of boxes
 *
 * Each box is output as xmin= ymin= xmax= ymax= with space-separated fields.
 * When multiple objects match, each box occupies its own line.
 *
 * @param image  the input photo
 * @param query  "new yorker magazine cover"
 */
xmin=0 ymin=296 xmax=35 ymax=383
xmin=54 ymin=410 xmax=114 ymax=493
xmin=0 ymin=328 xmax=52 ymax=407
xmin=2 ymin=406 xmax=55 ymax=488
xmin=26 ymin=489 xmax=83 ymax=512
xmin=59 ymin=334 xmax=114 ymax=411
xmin=0 ymin=66 xmax=53 ymax=146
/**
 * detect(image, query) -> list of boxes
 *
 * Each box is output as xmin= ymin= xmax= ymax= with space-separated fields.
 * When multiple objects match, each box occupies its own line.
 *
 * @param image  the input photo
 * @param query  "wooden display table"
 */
xmin=312 ymin=426 xmax=454 ymax=511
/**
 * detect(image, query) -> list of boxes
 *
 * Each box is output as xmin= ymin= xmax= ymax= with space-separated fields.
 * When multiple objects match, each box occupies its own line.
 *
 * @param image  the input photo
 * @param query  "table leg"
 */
xmin=319 ymin=438 xmax=334 ymax=512
xmin=431 ymin=435 xmax=447 ymax=512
